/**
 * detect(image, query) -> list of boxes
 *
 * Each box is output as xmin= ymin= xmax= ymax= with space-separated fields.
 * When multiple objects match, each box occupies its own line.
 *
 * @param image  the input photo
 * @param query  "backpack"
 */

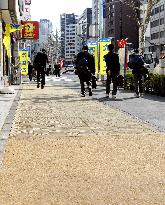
xmin=76 ymin=57 xmax=92 ymax=81
xmin=128 ymin=54 xmax=144 ymax=70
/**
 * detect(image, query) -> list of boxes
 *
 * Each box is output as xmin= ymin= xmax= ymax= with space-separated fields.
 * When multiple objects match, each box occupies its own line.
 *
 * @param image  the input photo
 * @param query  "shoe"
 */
xmin=81 ymin=94 xmax=85 ymax=97
xmin=37 ymin=84 xmax=40 ymax=88
xmin=112 ymin=95 xmax=116 ymax=99
xmin=106 ymin=94 xmax=109 ymax=98
xmin=41 ymin=85 xmax=44 ymax=89
xmin=89 ymin=91 xmax=92 ymax=96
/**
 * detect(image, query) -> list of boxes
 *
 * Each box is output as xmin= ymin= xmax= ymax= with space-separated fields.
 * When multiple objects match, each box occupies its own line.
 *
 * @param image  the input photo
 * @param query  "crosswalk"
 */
xmin=46 ymin=76 xmax=73 ymax=83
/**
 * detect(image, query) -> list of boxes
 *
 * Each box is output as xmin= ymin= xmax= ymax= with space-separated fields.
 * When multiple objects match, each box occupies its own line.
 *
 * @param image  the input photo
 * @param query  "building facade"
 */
xmin=39 ymin=19 xmax=53 ymax=49
xmin=65 ymin=24 xmax=79 ymax=65
xmin=0 ymin=0 xmax=25 ymax=87
xmin=60 ymin=13 xmax=78 ymax=59
xmin=150 ymin=0 xmax=165 ymax=58
xmin=77 ymin=8 xmax=92 ymax=47
xmin=92 ymin=0 xmax=99 ymax=39
xmin=105 ymin=0 xmax=139 ymax=50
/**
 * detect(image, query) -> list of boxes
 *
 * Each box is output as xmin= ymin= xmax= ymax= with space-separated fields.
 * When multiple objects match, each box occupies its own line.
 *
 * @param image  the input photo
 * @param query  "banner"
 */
xmin=99 ymin=38 xmax=111 ymax=75
xmin=3 ymin=24 xmax=23 ymax=59
xmin=21 ymin=21 xmax=39 ymax=40
xmin=19 ymin=51 xmax=28 ymax=75
xmin=88 ymin=42 xmax=99 ymax=75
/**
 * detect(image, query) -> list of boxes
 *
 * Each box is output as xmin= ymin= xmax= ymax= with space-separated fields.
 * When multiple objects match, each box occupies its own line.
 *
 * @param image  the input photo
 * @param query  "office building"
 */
xmin=105 ymin=0 xmax=139 ymax=50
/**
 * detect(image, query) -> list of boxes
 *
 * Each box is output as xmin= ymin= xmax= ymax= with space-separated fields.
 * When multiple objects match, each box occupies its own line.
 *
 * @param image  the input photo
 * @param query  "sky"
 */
xmin=31 ymin=0 xmax=92 ymax=32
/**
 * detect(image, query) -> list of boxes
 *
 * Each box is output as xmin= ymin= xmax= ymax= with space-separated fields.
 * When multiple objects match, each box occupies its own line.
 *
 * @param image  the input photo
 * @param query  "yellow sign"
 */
xmin=88 ymin=42 xmax=99 ymax=74
xmin=19 ymin=51 xmax=28 ymax=75
xmin=99 ymin=38 xmax=111 ymax=75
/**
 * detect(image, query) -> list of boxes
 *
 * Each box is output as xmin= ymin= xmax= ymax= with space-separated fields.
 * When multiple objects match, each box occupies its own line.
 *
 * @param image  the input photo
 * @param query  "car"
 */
xmin=65 ymin=64 xmax=75 ymax=71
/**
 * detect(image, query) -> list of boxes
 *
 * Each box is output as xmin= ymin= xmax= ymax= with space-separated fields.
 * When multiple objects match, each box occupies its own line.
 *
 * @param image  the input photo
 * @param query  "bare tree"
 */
xmin=122 ymin=0 xmax=161 ymax=53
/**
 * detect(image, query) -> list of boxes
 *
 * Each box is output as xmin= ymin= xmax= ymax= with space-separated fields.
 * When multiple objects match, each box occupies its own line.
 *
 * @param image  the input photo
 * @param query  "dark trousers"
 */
xmin=29 ymin=73 xmax=32 ymax=81
xmin=134 ymin=73 xmax=143 ymax=95
xmin=37 ymin=69 xmax=45 ymax=86
xmin=80 ymin=80 xmax=92 ymax=95
xmin=55 ymin=69 xmax=60 ymax=77
xmin=106 ymin=74 xmax=117 ymax=95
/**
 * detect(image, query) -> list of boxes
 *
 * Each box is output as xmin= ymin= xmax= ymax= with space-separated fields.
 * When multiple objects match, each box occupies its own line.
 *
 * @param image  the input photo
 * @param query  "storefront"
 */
xmin=0 ymin=0 xmax=22 ymax=87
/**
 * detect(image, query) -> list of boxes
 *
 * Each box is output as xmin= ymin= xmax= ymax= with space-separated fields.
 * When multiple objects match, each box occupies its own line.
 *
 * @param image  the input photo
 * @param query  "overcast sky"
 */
xmin=31 ymin=0 xmax=92 ymax=31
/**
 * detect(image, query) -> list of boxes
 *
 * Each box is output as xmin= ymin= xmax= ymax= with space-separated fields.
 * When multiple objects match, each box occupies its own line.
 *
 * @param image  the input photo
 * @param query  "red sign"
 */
xmin=21 ymin=21 xmax=39 ymax=40
xmin=117 ymin=39 xmax=127 ymax=48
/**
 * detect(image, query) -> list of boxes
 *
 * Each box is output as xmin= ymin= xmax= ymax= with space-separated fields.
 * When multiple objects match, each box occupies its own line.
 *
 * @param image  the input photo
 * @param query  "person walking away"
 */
xmin=54 ymin=63 xmax=61 ymax=77
xmin=128 ymin=49 xmax=146 ymax=97
xmin=34 ymin=49 xmax=48 ymax=89
xmin=47 ymin=64 xmax=52 ymax=76
xmin=28 ymin=62 xmax=33 ymax=81
xmin=75 ymin=45 xmax=95 ymax=97
xmin=104 ymin=44 xmax=120 ymax=99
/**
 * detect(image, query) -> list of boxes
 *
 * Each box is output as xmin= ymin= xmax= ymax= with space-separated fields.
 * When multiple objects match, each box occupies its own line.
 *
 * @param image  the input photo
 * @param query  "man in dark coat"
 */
xmin=54 ymin=63 xmax=61 ymax=77
xmin=75 ymin=45 xmax=95 ymax=97
xmin=34 ymin=49 xmax=48 ymax=89
xmin=128 ymin=49 xmax=146 ymax=97
xmin=104 ymin=44 xmax=120 ymax=99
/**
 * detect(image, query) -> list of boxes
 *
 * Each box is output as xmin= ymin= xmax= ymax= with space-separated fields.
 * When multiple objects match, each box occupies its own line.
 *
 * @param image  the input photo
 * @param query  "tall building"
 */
xmin=105 ymin=0 xmax=139 ymax=50
xmin=150 ymin=0 xmax=165 ymax=58
xmin=92 ymin=0 xmax=99 ymax=39
xmin=77 ymin=8 xmax=92 ymax=47
xmin=39 ymin=19 xmax=53 ymax=48
xmin=65 ymin=24 xmax=79 ymax=65
xmin=60 ymin=13 xmax=78 ymax=59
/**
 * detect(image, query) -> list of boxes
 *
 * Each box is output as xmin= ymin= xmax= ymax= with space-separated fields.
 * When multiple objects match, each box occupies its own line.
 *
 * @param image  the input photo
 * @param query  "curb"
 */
xmin=0 ymin=87 xmax=22 ymax=165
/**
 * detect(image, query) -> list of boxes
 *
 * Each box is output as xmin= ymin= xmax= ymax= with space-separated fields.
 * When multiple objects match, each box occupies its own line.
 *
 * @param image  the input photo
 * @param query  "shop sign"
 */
xmin=21 ymin=21 xmax=39 ymax=40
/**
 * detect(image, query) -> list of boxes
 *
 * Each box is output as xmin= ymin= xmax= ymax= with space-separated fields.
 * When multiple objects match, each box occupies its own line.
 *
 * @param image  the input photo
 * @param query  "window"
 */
xmin=160 ymin=31 xmax=165 ymax=38
xmin=160 ymin=18 xmax=164 ymax=25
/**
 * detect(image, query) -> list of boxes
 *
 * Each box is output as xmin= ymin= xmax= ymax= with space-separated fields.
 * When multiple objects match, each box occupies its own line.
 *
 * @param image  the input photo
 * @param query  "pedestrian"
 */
xmin=104 ymin=44 xmax=120 ymax=99
xmin=128 ymin=49 xmax=146 ymax=97
xmin=47 ymin=64 xmax=52 ymax=76
xmin=75 ymin=45 xmax=95 ymax=97
xmin=54 ymin=63 xmax=60 ymax=77
xmin=34 ymin=49 xmax=48 ymax=89
xmin=28 ymin=61 xmax=33 ymax=81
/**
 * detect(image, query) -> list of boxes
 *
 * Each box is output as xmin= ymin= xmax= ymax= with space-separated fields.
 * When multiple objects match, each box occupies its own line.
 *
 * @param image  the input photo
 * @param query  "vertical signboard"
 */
xmin=99 ymin=38 xmax=111 ymax=75
xmin=88 ymin=41 xmax=99 ymax=75
xmin=19 ymin=51 xmax=28 ymax=75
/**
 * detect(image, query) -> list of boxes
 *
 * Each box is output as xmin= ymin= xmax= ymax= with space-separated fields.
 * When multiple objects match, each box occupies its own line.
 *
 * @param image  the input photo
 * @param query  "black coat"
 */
xmin=104 ymin=52 xmax=120 ymax=76
xmin=76 ymin=51 xmax=95 ymax=74
xmin=34 ymin=52 xmax=48 ymax=68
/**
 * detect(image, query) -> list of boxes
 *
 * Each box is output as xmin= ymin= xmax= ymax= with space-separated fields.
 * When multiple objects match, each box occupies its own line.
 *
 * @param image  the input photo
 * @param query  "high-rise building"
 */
xmin=105 ymin=0 xmax=139 ymax=50
xmin=65 ymin=24 xmax=79 ymax=65
xmin=39 ymin=19 xmax=53 ymax=48
xmin=60 ymin=13 xmax=78 ymax=59
xmin=150 ymin=0 xmax=165 ymax=58
xmin=92 ymin=0 xmax=99 ymax=39
xmin=77 ymin=8 xmax=92 ymax=47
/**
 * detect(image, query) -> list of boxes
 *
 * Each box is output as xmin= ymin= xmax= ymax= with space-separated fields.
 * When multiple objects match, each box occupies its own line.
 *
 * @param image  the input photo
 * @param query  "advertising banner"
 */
xmin=88 ymin=42 xmax=99 ymax=75
xmin=99 ymin=38 xmax=111 ymax=75
xmin=19 ymin=51 xmax=28 ymax=75
xmin=21 ymin=21 xmax=39 ymax=40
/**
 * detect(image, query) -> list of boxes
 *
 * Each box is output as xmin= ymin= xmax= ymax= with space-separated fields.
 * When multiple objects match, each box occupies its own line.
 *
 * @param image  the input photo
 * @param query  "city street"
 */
xmin=0 ymin=75 xmax=165 ymax=205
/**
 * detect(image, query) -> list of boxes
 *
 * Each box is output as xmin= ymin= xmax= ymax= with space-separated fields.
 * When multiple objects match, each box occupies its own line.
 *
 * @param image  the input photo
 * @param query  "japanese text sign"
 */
xmin=19 ymin=51 xmax=28 ymax=75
